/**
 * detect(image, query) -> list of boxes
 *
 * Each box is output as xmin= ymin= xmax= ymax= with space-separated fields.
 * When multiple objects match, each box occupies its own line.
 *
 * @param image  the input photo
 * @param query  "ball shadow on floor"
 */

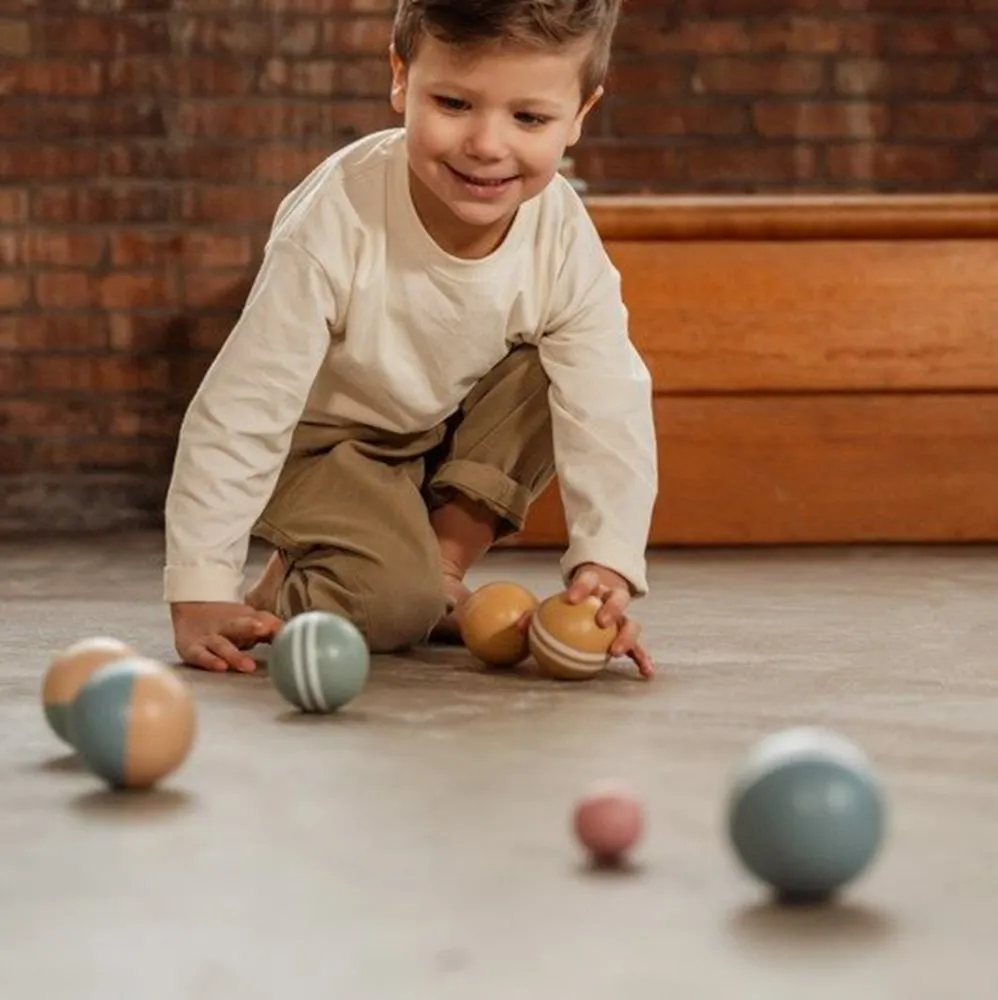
xmin=68 ymin=786 xmax=196 ymax=821
xmin=728 ymin=891 xmax=897 ymax=951
xmin=34 ymin=752 xmax=85 ymax=774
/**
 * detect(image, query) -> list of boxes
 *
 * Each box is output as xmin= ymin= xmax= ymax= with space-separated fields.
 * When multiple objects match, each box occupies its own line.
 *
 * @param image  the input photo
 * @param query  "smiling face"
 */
xmin=390 ymin=34 xmax=602 ymax=258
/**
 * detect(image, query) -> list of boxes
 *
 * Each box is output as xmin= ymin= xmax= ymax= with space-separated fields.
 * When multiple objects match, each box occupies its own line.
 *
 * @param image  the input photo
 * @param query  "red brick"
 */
xmin=0 ymin=354 xmax=26 ymax=392
xmin=888 ymin=20 xmax=994 ymax=54
xmin=572 ymin=144 xmax=683 ymax=187
xmin=184 ymin=272 xmax=252 ymax=310
xmin=0 ymin=233 xmax=16 ymax=267
xmin=0 ymin=315 xmax=108 ymax=351
xmin=22 ymin=230 xmax=106 ymax=268
xmin=31 ymin=438 xmax=172 ymax=473
xmin=754 ymin=101 xmax=890 ymax=138
xmin=25 ymin=353 xmax=171 ymax=394
xmin=180 ymin=185 xmax=284 ymax=224
xmin=104 ymin=397 xmax=182 ymax=440
xmin=253 ymin=0 xmax=395 ymax=10
xmin=110 ymin=231 xmax=182 ymax=268
xmin=826 ymin=143 xmax=968 ymax=184
xmin=838 ymin=0 xmax=976 ymax=7
xmin=684 ymin=0 xmax=822 ymax=11
xmin=608 ymin=59 xmax=689 ymax=98
xmin=0 ymin=17 xmax=32 ymax=56
xmin=176 ymin=98 xmax=395 ymax=140
xmin=35 ymin=15 xmax=170 ymax=55
xmin=970 ymin=61 xmax=998 ymax=97
xmin=686 ymin=144 xmax=819 ymax=185
xmin=182 ymin=232 xmax=254 ymax=269
xmin=609 ymin=102 xmax=748 ymax=137
xmin=255 ymin=146 xmax=328 ymax=183
xmin=0 ymin=398 xmax=102 ymax=437
xmin=616 ymin=17 xmax=751 ymax=56
xmin=0 ymin=188 xmax=27 ymax=223
xmin=894 ymin=102 xmax=987 ymax=139
xmin=322 ymin=16 xmax=393 ymax=54
xmin=32 ymin=185 xmax=174 ymax=224
xmin=337 ymin=57 xmax=390 ymax=95
xmin=750 ymin=17 xmax=883 ymax=54
xmin=0 ymin=145 xmax=101 ymax=180
xmin=0 ymin=274 xmax=30 ymax=309
xmin=177 ymin=15 xmax=285 ymax=57
xmin=0 ymin=60 xmax=103 ymax=96
xmin=99 ymin=272 xmax=177 ymax=310
xmin=34 ymin=272 xmax=97 ymax=310
xmin=183 ymin=314 xmax=237 ymax=352
xmin=0 ymin=439 xmax=26 ymax=475
xmin=835 ymin=58 xmax=965 ymax=95
xmin=694 ymin=56 xmax=825 ymax=94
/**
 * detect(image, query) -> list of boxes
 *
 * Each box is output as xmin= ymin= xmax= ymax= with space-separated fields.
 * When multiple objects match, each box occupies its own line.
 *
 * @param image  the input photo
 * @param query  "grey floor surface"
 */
xmin=1 ymin=533 xmax=996 ymax=999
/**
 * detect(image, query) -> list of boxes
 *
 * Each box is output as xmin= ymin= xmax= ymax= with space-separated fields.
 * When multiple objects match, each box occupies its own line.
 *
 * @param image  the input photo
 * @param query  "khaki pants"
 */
xmin=252 ymin=345 xmax=555 ymax=652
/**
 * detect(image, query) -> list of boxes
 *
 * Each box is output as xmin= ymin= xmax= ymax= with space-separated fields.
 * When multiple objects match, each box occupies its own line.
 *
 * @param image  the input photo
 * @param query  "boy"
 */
xmin=164 ymin=0 xmax=658 ymax=678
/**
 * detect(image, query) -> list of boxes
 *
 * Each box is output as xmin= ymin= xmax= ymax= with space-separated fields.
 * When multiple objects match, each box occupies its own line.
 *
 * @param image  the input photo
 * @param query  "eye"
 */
xmin=515 ymin=112 xmax=551 ymax=127
xmin=433 ymin=95 xmax=469 ymax=111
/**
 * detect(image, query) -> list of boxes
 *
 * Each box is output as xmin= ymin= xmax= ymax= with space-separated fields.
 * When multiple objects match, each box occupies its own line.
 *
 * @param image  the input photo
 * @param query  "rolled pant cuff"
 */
xmin=428 ymin=459 xmax=533 ymax=539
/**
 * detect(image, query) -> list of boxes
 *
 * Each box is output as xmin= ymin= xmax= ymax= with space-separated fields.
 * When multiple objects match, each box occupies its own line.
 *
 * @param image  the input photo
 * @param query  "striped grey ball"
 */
xmin=268 ymin=611 xmax=370 ymax=713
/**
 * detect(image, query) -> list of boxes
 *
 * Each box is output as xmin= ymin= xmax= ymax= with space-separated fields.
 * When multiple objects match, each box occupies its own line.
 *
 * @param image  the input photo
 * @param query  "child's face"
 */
xmin=390 ymin=34 xmax=601 ymax=256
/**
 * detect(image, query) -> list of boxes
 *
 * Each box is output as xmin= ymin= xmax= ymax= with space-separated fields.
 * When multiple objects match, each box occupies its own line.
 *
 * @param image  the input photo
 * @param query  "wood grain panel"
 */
xmin=608 ymin=240 xmax=998 ymax=393
xmin=587 ymin=194 xmax=998 ymax=241
xmin=505 ymin=393 xmax=998 ymax=547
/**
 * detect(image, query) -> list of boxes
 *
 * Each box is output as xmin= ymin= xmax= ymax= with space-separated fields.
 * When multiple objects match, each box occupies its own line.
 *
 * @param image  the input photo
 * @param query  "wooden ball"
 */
xmin=528 ymin=592 xmax=618 ymax=680
xmin=43 ymin=636 xmax=137 ymax=746
xmin=70 ymin=656 xmax=196 ymax=790
xmin=459 ymin=581 xmax=538 ymax=667
xmin=574 ymin=784 xmax=644 ymax=864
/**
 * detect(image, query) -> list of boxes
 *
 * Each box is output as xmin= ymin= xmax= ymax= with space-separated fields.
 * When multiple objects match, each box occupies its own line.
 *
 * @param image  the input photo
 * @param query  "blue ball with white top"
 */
xmin=727 ymin=727 xmax=886 ymax=900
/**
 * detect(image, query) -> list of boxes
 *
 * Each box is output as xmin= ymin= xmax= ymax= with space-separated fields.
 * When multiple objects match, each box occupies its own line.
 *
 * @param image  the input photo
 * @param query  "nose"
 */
xmin=464 ymin=114 xmax=506 ymax=162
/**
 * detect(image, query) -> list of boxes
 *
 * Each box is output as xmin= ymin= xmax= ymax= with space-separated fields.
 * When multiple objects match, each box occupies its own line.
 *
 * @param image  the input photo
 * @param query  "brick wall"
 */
xmin=1 ymin=0 xmax=995 ymax=532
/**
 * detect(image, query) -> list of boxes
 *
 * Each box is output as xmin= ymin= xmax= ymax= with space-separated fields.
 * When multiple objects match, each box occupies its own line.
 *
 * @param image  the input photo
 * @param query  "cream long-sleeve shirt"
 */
xmin=163 ymin=128 xmax=657 ymax=603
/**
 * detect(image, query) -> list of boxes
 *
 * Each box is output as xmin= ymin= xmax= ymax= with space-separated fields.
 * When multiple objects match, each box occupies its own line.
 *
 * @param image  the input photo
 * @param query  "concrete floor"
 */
xmin=1 ymin=533 xmax=997 ymax=999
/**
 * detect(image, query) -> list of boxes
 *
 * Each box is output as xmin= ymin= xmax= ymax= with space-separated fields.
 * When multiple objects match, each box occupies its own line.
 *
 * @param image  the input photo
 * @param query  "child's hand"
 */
xmin=566 ymin=564 xmax=655 ymax=679
xmin=171 ymin=602 xmax=282 ymax=673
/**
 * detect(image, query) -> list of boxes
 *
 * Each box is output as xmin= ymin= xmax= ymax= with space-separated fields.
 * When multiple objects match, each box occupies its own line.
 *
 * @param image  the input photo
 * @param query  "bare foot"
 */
xmin=429 ymin=575 xmax=471 ymax=644
xmin=244 ymin=550 xmax=285 ymax=615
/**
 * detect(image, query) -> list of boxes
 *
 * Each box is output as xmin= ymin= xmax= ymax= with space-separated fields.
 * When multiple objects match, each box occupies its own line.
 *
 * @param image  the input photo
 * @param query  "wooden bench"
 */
xmin=507 ymin=194 xmax=998 ymax=547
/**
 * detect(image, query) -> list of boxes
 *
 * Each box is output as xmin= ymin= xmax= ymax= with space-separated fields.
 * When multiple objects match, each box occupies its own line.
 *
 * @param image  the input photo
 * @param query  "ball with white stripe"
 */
xmin=528 ymin=593 xmax=618 ymax=681
xmin=268 ymin=611 xmax=370 ymax=713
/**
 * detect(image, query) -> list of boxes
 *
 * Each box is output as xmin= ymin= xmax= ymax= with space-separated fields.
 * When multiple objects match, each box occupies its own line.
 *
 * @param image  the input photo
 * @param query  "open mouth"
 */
xmin=446 ymin=164 xmax=519 ymax=194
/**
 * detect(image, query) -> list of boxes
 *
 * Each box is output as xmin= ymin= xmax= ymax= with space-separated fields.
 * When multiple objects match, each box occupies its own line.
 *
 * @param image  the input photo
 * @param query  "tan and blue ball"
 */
xmin=43 ymin=636 xmax=136 ymax=746
xmin=528 ymin=592 xmax=618 ymax=680
xmin=268 ymin=610 xmax=370 ymax=713
xmin=69 ymin=656 xmax=196 ymax=790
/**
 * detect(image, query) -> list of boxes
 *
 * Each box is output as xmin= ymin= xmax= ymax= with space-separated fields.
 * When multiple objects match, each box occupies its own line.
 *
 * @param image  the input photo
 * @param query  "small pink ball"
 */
xmin=573 ymin=785 xmax=644 ymax=863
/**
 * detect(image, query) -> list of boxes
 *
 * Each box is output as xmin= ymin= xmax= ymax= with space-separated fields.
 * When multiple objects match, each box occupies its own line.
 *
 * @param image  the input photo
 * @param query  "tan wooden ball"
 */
xmin=528 ymin=592 xmax=619 ymax=680
xmin=43 ymin=636 xmax=137 ymax=746
xmin=459 ymin=581 xmax=539 ymax=667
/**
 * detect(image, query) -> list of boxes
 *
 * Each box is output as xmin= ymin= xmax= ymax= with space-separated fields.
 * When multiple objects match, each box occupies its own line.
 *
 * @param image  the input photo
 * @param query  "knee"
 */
xmin=278 ymin=560 xmax=446 ymax=654
xmin=360 ymin=576 xmax=447 ymax=653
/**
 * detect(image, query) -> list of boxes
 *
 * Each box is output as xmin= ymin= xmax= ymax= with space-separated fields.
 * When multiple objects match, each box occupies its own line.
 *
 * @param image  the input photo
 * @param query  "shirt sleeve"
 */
xmin=163 ymin=238 xmax=336 ymax=603
xmin=538 ymin=223 xmax=658 ymax=598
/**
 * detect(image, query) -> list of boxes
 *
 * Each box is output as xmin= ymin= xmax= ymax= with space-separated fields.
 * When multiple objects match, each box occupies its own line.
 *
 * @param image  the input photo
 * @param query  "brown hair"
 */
xmin=392 ymin=0 xmax=622 ymax=101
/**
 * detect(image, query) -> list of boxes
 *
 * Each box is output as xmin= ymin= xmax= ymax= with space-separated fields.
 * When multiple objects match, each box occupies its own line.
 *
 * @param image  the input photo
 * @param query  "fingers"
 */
xmin=606 ymin=617 xmax=655 ymax=679
xmin=178 ymin=640 xmax=231 ymax=673
xmin=596 ymin=588 xmax=629 ymax=628
xmin=566 ymin=569 xmax=601 ymax=602
xmin=204 ymin=633 xmax=258 ymax=673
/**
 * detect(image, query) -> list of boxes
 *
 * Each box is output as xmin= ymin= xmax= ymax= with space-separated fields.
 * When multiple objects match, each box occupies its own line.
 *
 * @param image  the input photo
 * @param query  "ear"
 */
xmin=389 ymin=44 xmax=408 ymax=115
xmin=566 ymin=83 xmax=604 ymax=147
